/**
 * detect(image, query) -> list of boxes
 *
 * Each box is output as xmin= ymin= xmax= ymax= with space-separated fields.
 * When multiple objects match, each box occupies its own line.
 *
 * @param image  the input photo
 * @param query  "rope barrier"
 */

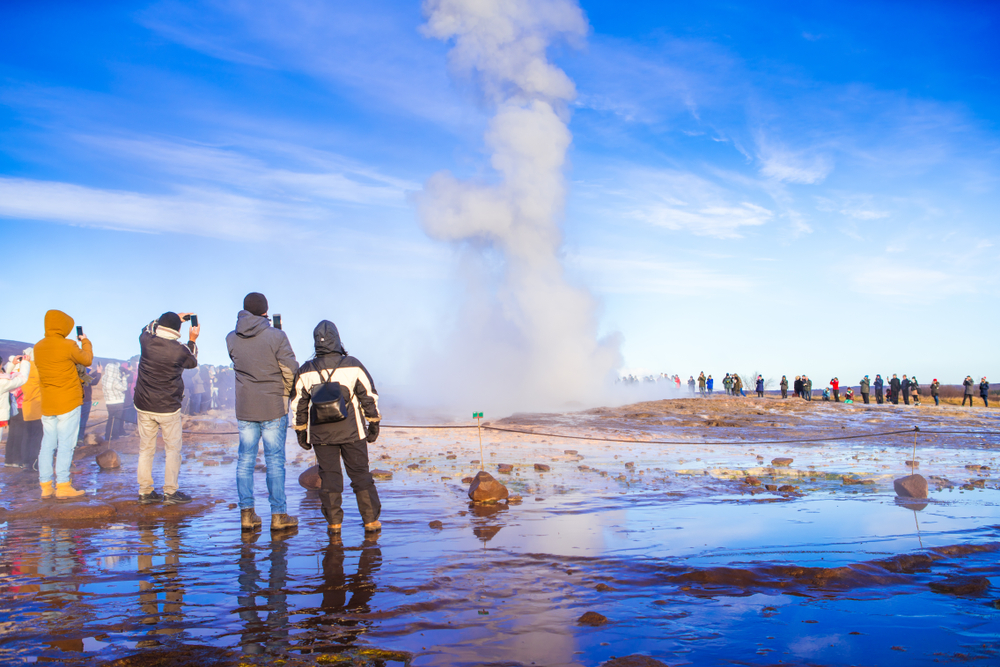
xmin=165 ymin=424 xmax=1000 ymax=446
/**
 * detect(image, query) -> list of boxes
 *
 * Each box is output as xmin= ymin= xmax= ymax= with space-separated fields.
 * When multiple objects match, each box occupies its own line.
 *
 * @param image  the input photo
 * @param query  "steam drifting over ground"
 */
xmin=416 ymin=0 xmax=622 ymax=415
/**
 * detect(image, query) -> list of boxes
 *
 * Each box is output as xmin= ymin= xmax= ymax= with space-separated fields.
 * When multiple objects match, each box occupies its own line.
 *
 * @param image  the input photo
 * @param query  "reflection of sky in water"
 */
xmin=0 ymin=407 xmax=998 ymax=666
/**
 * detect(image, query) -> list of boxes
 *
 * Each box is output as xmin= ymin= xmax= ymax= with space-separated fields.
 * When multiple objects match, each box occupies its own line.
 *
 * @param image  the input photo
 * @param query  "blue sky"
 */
xmin=1 ymin=0 xmax=997 ymax=395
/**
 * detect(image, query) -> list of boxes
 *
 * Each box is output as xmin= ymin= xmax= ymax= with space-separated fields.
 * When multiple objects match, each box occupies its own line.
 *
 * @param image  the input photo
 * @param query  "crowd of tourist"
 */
xmin=0 ymin=293 xmax=383 ymax=537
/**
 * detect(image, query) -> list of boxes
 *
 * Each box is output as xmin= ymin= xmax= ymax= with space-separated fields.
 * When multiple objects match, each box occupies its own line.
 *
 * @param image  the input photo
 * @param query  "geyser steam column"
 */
xmin=418 ymin=0 xmax=621 ymax=411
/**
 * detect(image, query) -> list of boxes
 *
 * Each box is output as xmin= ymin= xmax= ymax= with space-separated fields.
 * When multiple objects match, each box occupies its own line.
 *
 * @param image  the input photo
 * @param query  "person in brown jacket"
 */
xmin=33 ymin=310 xmax=93 ymax=499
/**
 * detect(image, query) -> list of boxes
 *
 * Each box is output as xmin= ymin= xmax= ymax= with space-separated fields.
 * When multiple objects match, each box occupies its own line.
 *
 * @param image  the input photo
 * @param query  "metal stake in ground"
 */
xmin=912 ymin=426 xmax=920 ymax=471
xmin=474 ymin=412 xmax=484 ymax=471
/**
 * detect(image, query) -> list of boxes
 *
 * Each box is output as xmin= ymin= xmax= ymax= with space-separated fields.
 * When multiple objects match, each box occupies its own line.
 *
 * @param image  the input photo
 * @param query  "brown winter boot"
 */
xmin=270 ymin=513 xmax=298 ymax=531
xmin=327 ymin=523 xmax=342 ymax=536
xmin=55 ymin=482 xmax=85 ymax=499
xmin=241 ymin=508 xmax=262 ymax=532
xmin=364 ymin=520 xmax=382 ymax=533
xmin=40 ymin=481 xmax=54 ymax=499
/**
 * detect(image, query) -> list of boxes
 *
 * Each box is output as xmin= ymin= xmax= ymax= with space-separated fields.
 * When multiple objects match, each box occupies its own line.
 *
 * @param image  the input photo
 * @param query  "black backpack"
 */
xmin=310 ymin=358 xmax=350 ymax=425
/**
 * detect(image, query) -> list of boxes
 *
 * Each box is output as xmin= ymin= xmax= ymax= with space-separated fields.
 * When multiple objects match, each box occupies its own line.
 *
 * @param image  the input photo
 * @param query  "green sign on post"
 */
xmin=473 ymin=412 xmax=483 ymax=419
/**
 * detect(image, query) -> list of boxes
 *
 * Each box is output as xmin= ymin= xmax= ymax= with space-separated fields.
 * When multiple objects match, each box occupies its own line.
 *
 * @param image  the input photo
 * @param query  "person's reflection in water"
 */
xmin=135 ymin=521 xmax=185 ymax=646
xmin=237 ymin=529 xmax=296 ymax=654
xmin=311 ymin=532 xmax=382 ymax=653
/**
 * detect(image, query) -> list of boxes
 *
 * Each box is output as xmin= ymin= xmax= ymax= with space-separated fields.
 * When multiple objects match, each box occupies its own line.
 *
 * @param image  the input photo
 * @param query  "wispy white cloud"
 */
xmin=569 ymin=252 xmax=749 ymax=296
xmin=848 ymin=259 xmax=976 ymax=300
xmin=755 ymin=133 xmax=833 ymax=184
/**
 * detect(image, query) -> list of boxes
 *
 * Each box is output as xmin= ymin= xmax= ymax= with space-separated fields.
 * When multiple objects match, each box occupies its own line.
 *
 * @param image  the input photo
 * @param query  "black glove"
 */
xmin=366 ymin=422 xmax=380 ymax=443
xmin=296 ymin=429 xmax=311 ymax=450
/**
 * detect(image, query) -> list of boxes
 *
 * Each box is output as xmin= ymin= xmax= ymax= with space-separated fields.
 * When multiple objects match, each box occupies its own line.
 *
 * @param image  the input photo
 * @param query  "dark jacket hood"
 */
xmin=235 ymin=310 xmax=270 ymax=338
xmin=313 ymin=320 xmax=346 ymax=357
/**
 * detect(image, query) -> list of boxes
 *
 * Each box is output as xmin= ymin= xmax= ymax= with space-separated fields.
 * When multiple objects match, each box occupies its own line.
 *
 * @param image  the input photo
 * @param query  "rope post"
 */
xmin=474 ymin=412 xmax=484 ymax=471
xmin=912 ymin=426 xmax=920 ymax=470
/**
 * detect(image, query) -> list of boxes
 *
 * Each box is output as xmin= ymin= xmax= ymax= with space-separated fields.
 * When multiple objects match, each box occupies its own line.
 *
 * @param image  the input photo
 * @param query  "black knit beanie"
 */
xmin=158 ymin=312 xmax=182 ymax=331
xmin=243 ymin=292 xmax=268 ymax=316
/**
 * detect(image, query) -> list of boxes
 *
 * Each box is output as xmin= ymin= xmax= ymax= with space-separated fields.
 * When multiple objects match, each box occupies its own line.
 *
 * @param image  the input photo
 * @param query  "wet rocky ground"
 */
xmin=0 ymin=397 xmax=998 ymax=666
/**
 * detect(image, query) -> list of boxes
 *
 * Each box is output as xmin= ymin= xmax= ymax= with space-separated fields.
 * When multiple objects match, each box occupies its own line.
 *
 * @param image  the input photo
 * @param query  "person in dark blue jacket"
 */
xmin=755 ymin=375 xmax=764 ymax=398
xmin=874 ymin=375 xmax=884 ymax=404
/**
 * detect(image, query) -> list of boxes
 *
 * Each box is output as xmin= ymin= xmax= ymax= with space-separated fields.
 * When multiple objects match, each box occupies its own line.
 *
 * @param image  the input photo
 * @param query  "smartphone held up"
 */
xmin=273 ymin=314 xmax=282 ymax=330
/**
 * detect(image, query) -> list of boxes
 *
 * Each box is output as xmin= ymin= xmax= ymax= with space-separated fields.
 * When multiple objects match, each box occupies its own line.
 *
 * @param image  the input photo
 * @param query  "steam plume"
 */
xmin=417 ymin=0 xmax=622 ymax=413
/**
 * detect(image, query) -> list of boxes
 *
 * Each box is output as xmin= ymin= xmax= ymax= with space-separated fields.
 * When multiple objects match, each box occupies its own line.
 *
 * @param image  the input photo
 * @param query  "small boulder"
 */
xmin=595 ymin=583 xmax=615 ymax=592
xmin=601 ymin=657 xmax=669 ymax=667
xmin=95 ymin=449 xmax=121 ymax=469
xmin=407 ymin=463 xmax=420 ymax=470
xmin=468 ymin=471 xmax=509 ymax=504
xmin=965 ymin=464 xmax=981 ymax=471
xmin=765 ymin=484 xmax=777 ymax=491
xmin=624 ymin=462 xmax=635 ymax=469
xmin=929 ymin=576 xmax=990 ymax=596
xmin=778 ymin=485 xmax=797 ymax=493
xmin=771 ymin=457 xmax=793 ymax=467
xmin=497 ymin=463 xmax=513 ymax=474
xmin=428 ymin=520 xmax=443 ymax=529
xmin=371 ymin=469 xmax=393 ymax=480
xmin=461 ymin=476 xmax=475 ymax=484
xmin=298 ymin=465 xmax=322 ymax=490
xmin=534 ymin=463 xmax=551 ymax=472
xmin=564 ymin=449 xmax=578 ymax=455
xmin=894 ymin=474 xmax=928 ymax=499
xmin=446 ymin=454 xmax=457 ymax=460
xmin=578 ymin=611 xmax=608 ymax=626
xmin=745 ymin=476 xmax=761 ymax=487
xmin=905 ymin=460 xmax=919 ymax=468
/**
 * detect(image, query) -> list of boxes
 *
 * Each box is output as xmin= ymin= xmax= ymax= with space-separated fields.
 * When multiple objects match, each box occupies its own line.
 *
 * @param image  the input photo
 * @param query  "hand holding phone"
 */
xmin=76 ymin=325 xmax=86 ymax=341
xmin=190 ymin=314 xmax=199 ymax=327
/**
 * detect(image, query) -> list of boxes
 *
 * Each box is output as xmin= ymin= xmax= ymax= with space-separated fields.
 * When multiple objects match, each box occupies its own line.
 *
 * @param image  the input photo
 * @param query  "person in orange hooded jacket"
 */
xmin=33 ymin=310 xmax=93 ymax=499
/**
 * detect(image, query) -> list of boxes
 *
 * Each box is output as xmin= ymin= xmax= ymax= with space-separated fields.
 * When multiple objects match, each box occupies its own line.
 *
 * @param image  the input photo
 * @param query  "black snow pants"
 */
xmin=313 ymin=439 xmax=381 ymax=527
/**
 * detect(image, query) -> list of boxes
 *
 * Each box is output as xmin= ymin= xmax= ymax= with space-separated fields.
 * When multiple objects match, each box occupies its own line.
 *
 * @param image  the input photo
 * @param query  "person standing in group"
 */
xmin=34 ymin=310 xmax=94 ymax=499
xmin=804 ymin=376 xmax=813 ymax=401
xmin=860 ymin=375 xmax=870 ymax=404
xmin=962 ymin=376 xmax=974 ymax=406
xmin=723 ymin=374 xmax=731 ymax=395
xmin=755 ymin=375 xmax=764 ymax=398
xmin=830 ymin=377 xmax=840 ymax=403
xmin=133 ymin=312 xmax=200 ymax=506
xmin=980 ymin=377 xmax=990 ymax=407
xmin=101 ymin=362 xmax=128 ymax=441
xmin=930 ymin=379 xmax=940 ymax=406
xmin=889 ymin=374 xmax=901 ymax=405
xmin=706 ymin=375 xmax=714 ymax=395
xmin=1 ymin=357 xmax=31 ymax=462
xmin=6 ymin=350 xmax=43 ymax=470
xmin=779 ymin=375 xmax=788 ymax=399
xmin=732 ymin=374 xmax=743 ymax=397
xmin=874 ymin=374 xmax=884 ymax=404
xmin=687 ymin=376 xmax=696 ymax=396
xmin=901 ymin=375 xmax=910 ymax=405
xmin=290 ymin=320 xmax=382 ymax=536
xmin=697 ymin=372 xmax=706 ymax=397
xmin=77 ymin=363 xmax=101 ymax=444
xmin=910 ymin=377 xmax=920 ymax=406
xmin=792 ymin=376 xmax=801 ymax=398
xmin=227 ymin=292 xmax=299 ymax=533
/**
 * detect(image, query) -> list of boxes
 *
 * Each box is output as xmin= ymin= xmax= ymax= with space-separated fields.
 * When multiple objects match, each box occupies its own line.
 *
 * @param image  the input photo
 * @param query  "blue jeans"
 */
xmin=237 ymin=415 xmax=287 ymax=514
xmin=39 ymin=407 xmax=81 ymax=485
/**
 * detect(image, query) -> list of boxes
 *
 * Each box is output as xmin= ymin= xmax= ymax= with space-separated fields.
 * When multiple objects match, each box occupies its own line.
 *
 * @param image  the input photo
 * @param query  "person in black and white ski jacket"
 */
xmin=289 ymin=320 xmax=382 ymax=535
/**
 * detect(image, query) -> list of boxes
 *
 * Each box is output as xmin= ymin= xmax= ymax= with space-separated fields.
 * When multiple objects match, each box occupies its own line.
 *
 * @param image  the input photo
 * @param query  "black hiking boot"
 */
xmin=139 ymin=490 xmax=163 ymax=505
xmin=163 ymin=490 xmax=192 ymax=505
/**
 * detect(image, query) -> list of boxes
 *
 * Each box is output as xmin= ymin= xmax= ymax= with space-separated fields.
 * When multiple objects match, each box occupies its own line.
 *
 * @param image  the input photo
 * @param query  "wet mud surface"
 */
xmin=1 ymin=398 xmax=999 ymax=666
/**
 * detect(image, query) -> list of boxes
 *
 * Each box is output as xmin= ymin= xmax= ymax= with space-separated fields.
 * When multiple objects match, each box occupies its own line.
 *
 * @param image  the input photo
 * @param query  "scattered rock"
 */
xmin=965 ymin=464 xmax=981 ymax=471
xmin=371 ymin=469 xmax=393 ymax=480
xmin=929 ymin=576 xmax=990 ymax=596
xmin=84 ymin=433 xmax=105 ymax=447
xmin=298 ymin=465 xmax=322 ymax=491
xmin=446 ymin=455 xmax=457 ymax=460
xmin=564 ymin=449 xmax=578 ymax=455
xmin=624 ymin=462 xmax=635 ymax=468
xmin=468 ymin=471 xmax=509 ymax=504
xmin=771 ymin=457 xmax=793 ymax=467
xmin=534 ymin=463 xmax=551 ymax=472
xmin=95 ymin=449 xmax=121 ymax=469
xmin=470 ymin=459 xmax=480 ymax=464
xmin=745 ymin=476 xmax=761 ymax=487
xmin=497 ymin=463 xmax=513 ymax=473
xmin=905 ymin=460 xmax=919 ymax=467
xmin=843 ymin=475 xmax=874 ymax=486
xmin=765 ymin=484 xmax=777 ymax=491
xmin=228 ymin=503 xmax=237 ymax=509
xmin=601 ymin=656 xmax=669 ymax=667
xmin=507 ymin=495 xmax=523 ymax=504
xmin=203 ymin=460 xmax=220 ymax=466
xmin=894 ymin=474 xmax=928 ymax=499
xmin=461 ymin=476 xmax=475 ymax=484
xmin=778 ymin=485 xmax=797 ymax=493
xmin=407 ymin=463 xmax=420 ymax=470
xmin=578 ymin=611 xmax=608 ymax=626
xmin=595 ymin=583 xmax=615 ymax=592
xmin=441 ymin=476 xmax=451 ymax=481
xmin=428 ymin=520 xmax=443 ymax=529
